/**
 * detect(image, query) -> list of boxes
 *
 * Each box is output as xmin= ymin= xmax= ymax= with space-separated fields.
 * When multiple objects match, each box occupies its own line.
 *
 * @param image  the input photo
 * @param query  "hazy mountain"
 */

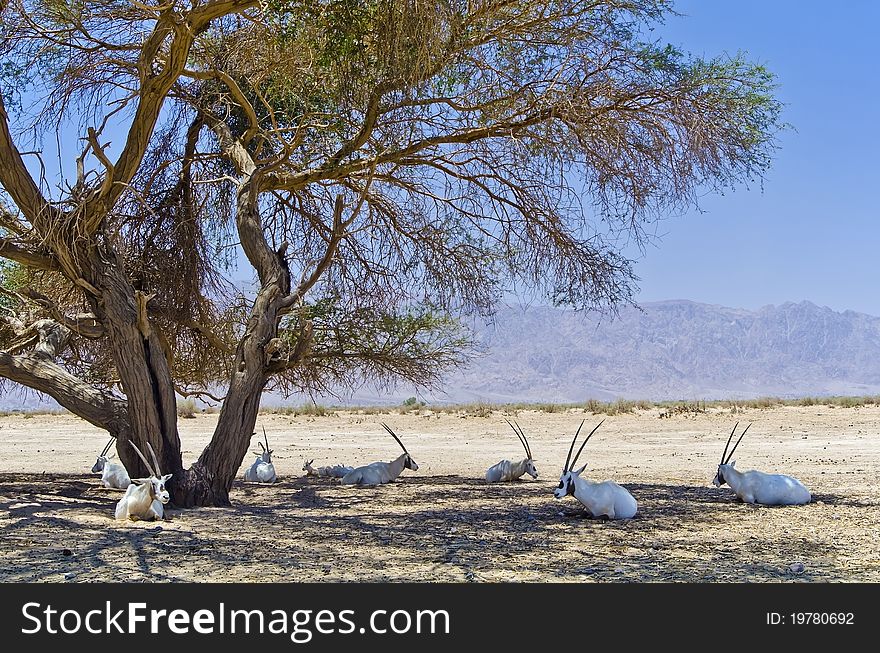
xmin=4 ymin=299 xmax=880 ymax=410
xmin=433 ymin=300 xmax=880 ymax=403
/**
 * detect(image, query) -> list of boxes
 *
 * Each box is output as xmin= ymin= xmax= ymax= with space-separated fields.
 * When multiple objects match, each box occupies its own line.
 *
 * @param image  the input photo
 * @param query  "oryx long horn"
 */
xmin=569 ymin=419 xmax=605 ymax=471
xmin=563 ymin=420 xmax=586 ymax=472
xmin=146 ymin=442 xmax=162 ymax=476
xmin=381 ymin=423 xmax=409 ymax=455
xmin=720 ymin=422 xmax=739 ymax=464
xmin=518 ymin=422 xmax=533 ymax=460
xmin=129 ymin=441 xmax=155 ymax=477
xmin=100 ymin=436 xmax=115 ymax=457
xmin=505 ymin=419 xmax=531 ymax=459
xmin=723 ymin=422 xmax=751 ymax=465
xmin=262 ymin=426 xmax=270 ymax=451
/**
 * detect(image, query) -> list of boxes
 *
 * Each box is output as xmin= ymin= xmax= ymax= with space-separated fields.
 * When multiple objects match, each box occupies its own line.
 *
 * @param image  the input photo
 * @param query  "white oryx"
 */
xmin=244 ymin=427 xmax=277 ymax=483
xmin=553 ymin=419 xmax=638 ymax=520
xmin=485 ymin=420 xmax=538 ymax=482
xmin=340 ymin=424 xmax=419 ymax=486
xmin=302 ymin=460 xmax=354 ymax=478
xmin=114 ymin=441 xmax=172 ymax=521
xmin=712 ymin=422 xmax=812 ymax=506
xmin=91 ymin=436 xmax=131 ymax=489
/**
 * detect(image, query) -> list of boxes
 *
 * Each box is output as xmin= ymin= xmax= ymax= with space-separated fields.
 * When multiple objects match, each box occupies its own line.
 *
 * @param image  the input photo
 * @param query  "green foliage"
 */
xmin=0 ymin=0 xmax=787 ymax=407
xmin=264 ymin=403 xmax=333 ymax=416
xmin=0 ymin=259 xmax=27 ymax=303
xmin=266 ymin=0 xmax=449 ymax=90
xmin=274 ymin=298 xmax=472 ymax=394
xmin=177 ymin=399 xmax=197 ymax=419
xmin=0 ymin=60 xmax=31 ymax=111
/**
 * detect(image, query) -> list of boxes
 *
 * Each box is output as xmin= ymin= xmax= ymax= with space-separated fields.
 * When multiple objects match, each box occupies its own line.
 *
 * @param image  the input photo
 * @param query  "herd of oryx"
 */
xmin=94 ymin=417 xmax=813 ymax=522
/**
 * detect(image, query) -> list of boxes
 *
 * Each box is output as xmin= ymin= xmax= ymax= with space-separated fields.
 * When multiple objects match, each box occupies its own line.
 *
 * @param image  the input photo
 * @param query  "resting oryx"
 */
xmin=485 ymin=420 xmax=538 ymax=482
xmin=244 ymin=427 xmax=277 ymax=483
xmin=553 ymin=420 xmax=638 ymax=520
xmin=302 ymin=460 xmax=354 ymax=478
xmin=114 ymin=441 xmax=172 ymax=521
xmin=91 ymin=436 xmax=131 ymax=489
xmin=712 ymin=422 xmax=812 ymax=505
xmin=340 ymin=424 xmax=418 ymax=486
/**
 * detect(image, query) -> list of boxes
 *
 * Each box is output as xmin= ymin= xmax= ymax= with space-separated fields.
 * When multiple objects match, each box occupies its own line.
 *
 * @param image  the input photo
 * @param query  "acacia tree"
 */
xmin=0 ymin=0 xmax=782 ymax=506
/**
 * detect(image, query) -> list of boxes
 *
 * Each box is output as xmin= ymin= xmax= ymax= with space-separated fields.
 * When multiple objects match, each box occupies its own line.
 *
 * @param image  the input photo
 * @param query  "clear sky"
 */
xmin=626 ymin=0 xmax=880 ymax=315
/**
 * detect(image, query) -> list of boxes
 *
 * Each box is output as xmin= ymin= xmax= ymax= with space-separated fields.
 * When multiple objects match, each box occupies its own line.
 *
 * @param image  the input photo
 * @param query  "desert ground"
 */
xmin=0 ymin=404 xmax=877 ymax=582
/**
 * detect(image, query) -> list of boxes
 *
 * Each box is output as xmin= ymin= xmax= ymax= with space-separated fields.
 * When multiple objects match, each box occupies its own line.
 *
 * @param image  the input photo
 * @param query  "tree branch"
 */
xmin=0 ymin=319 xmax=129 ymax=434
xmin=0 ymin=93 xmax=59 ymax=226
xmin=0 ymin=238 xmax=59 ymax=271
xmin=183 ymin=68 xmax=260 ymax=144
xmin=79 ymin=0 xmax=261 ymax=234
xmin=21 ymin=288 xmax=106 ymax=339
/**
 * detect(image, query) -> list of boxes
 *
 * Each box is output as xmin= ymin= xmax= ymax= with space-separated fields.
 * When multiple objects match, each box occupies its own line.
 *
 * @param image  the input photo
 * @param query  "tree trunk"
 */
xmin=83 ymin=246 xmax=185 ymax=483
xmin=174 ymin=182 xmax=292 ymax=506
xmin=174 ymin=372 xmax=269 ymax=506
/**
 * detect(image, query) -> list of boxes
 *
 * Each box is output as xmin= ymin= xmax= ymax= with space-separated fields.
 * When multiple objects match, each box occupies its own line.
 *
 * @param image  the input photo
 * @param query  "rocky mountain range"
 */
xmin=431 ymin=300 xmax=880 ymax=403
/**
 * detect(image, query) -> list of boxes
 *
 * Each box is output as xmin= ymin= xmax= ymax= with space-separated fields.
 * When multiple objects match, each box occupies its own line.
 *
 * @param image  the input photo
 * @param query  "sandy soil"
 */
xmin=0 ymin=405 xmax=878 ymax=582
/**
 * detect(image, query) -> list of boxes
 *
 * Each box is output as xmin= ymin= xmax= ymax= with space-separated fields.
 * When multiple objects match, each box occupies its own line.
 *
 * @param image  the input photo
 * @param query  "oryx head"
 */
xmin=302 ymin=459 xmax=315 ymax=473
xmin=253 ymin=427 xmax=273 ymax=463
xmin=505 ymin=419 xmax=537 ymax=478
xmin=713 ymin=422 xmax=751 ymax=487
xmin=554 ymin=419 xmax=604 ymax=499
xmin=129 ymin=440 xmax=172 ymax=504
xmin=383 ymin=423 xmax=418 ymax=471
xmin=91 ymin=436 xmax=116 ymax=473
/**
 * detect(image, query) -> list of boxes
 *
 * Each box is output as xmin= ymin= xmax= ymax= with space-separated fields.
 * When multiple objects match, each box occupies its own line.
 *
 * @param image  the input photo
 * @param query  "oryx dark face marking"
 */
xmin=93 ymin=436 xmax=116 ymax=474
xmin=150 ymin=474 xmax=172 ymax=504
xmin=554 ymin=471 xmax=576 ymax=499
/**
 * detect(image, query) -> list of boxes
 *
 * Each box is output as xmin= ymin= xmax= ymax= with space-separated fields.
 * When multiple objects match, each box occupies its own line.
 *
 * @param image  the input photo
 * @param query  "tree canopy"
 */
xmin=0 ymin=0 xmax=783 ymax=505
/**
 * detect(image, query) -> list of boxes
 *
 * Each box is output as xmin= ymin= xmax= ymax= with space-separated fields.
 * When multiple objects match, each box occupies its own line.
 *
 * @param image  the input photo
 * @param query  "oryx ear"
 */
xmin=573 ymin=463 xmax=587 ymax=475
xmin=131 ymin=478 xmax=148 ymax=485
xmin=728 ymin=460 xmax=736 ymax=467
xmin=162 ymin=473 xmax=173 ymax=481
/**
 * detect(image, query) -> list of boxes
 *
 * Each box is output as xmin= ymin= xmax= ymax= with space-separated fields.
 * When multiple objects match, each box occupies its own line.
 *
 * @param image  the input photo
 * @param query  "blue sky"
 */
xmin=627 ymin=0 xmax=880 ymax=315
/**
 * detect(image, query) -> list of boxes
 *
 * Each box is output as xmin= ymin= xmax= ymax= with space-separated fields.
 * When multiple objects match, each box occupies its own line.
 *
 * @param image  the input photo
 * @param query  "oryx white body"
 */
xmin=96 ymin=460 xmax=131 ymax=490
xmin=555 ymin=466 xmax=638 ymax=519
xmin=712 ymin=422 xmax=810 ymax=506
xmin=714 ymin=463 xmax=811 ymax=505
xmin=485 ymin=420 xmax=538 ymax=483
xmin=91 ymin=436 xmax=131 ymax=489
xmin=553 ymin=420 xmax=638 ymax=520
xmin=114 ymin=480 xmax=170 ymax=521
xmin=340 ymin=424 xmax=418 ymax=486
xmin=244 ymin=454 xmax=276 ymax=483
xmin=303 ymin=460 xmax=354 ymax=478
xmin=486 ymin=458 xmax=537 ymax=483
xmin=114 ymin=441 xmax=172 ymax=521
xmin=244 ymin=427 xmax=277 ymax=483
